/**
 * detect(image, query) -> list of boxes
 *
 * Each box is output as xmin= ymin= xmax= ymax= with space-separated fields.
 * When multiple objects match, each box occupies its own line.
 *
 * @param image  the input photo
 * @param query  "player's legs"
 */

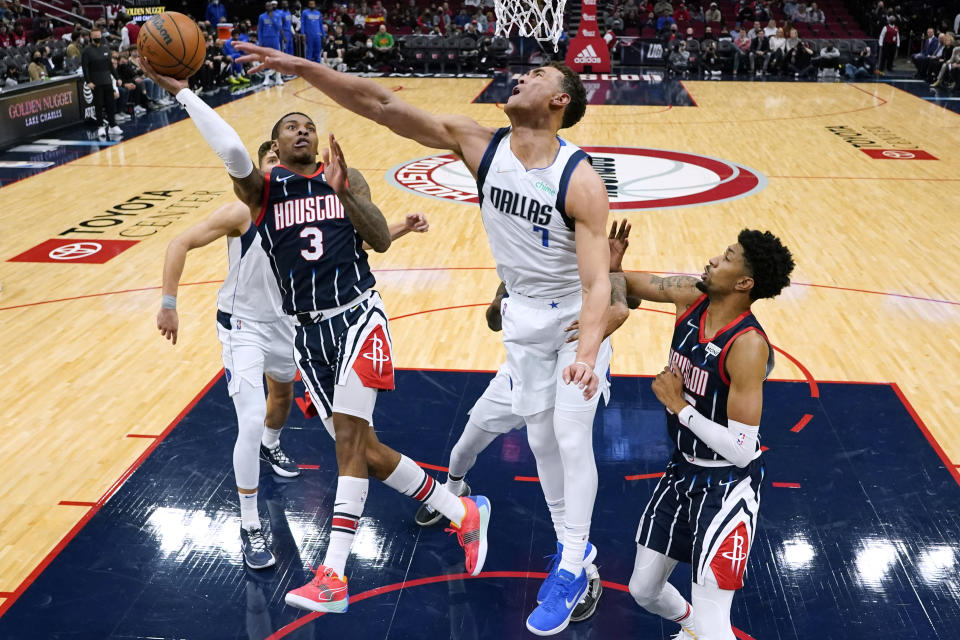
xmin=628 ymin=545 xmax=695 ymax=632
xmin=525 ymin=409 xmax=566 ymax=544
xmin=447 ymin=422 xmax=501 ymax=493
xmin=260 ymin=319 xmax=300 ymax=475
xmin=691 ymin=576 xmax=736 ymax=640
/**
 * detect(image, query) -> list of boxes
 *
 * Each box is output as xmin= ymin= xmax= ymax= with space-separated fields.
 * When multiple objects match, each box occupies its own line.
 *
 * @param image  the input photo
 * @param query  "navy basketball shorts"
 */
xmin=292 ymin=290 xmax=394 ymax=427
xmin=635 ymin=452 xmax=766 ymax=590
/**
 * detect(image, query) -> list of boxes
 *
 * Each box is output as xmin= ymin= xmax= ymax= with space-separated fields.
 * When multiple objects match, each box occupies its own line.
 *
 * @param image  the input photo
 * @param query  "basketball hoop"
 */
xmin=494 ymin=0 xmax=566 ymax=51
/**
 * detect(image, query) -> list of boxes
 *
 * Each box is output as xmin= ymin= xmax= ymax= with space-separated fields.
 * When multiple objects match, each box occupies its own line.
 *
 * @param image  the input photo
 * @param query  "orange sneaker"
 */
xmin=445 ymin=495 xmax=491 ymax=576
xmin=284 ymin=565 xmax=349 ymax=613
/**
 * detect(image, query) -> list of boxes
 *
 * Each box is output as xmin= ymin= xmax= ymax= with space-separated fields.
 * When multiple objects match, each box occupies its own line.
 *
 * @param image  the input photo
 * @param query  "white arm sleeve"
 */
xmin=175 ymin=88 xmax=254 ymax=179
xmin=678 ymin=405 xmax=759 ymax=468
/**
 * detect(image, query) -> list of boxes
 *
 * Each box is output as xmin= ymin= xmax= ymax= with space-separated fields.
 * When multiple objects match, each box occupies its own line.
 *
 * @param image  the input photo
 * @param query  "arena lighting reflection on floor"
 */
xmin=1 ymin=373 xmax=959 ymax=639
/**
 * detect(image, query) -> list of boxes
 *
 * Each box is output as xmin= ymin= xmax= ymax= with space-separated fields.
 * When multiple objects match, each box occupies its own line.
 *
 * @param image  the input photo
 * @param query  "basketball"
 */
xmin=137 ymin=12 xmax=206 ymax=79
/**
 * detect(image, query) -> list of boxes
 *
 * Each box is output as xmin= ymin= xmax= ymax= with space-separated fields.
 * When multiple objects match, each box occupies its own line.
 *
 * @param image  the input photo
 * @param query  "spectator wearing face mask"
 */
xmin=81 ymin=29 xmax=122 ymax=136
xmin=28 ymin=50 xmax=47 ymax=81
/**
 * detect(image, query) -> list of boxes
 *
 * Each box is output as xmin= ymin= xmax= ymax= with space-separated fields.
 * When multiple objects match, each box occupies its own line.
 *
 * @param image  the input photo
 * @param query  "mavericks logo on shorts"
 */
xmin=387 ymin=147 xmax=766 ymax=211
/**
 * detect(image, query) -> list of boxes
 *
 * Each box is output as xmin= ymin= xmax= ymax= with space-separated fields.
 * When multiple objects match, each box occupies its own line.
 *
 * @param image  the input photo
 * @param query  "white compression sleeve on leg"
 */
xmin=678 ymin=406 xmax=759 ymax=468
xmin=175 ymin=88 xmax=254 ymax=178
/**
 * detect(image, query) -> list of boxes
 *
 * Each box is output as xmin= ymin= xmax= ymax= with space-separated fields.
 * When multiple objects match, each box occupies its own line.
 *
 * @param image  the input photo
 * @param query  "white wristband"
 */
xmin=161 ymin=295 xmax=177 ymax=310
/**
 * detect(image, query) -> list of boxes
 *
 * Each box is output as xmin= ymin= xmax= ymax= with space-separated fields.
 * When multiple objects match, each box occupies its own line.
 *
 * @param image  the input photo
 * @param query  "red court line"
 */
xmin=297 ymin=464 xmax=321 ymax=470
xmin=0 ymin=369 xmax=224 ymax=620
xmin=264 ymin=571 xmax=756 ymax=640
xmin=57 ymin=501 xmax=96 ymax=507
xmin=514 ymin=475 xmax=540 ymax=482
xmin=415 ymin=461 xmax=449 ymax=472
xmin=625 ymin=472 xmax=666 ymax=480
xmin=126 ymin=433 xmax=160 ymax=439
xmin=772 ymin=482 xmax=801 ymax=489
xmin=0 ymin=280 xmax=223 ymax=311
xmin=0 ymin=592 xmax=11 ymax=597
xmin=791 ymin=414 xmax=814 ymax=433
xmin=771 ymin=345 xmax=819 ymax=398
xmin=891 ymin=383 xmax=960 ymax=488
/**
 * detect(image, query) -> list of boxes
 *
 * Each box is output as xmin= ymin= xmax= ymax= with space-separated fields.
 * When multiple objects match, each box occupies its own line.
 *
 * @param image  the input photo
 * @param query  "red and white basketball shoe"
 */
xmin=446 ymin=495 xmax=491 ymax=576
xmin=284 ymin=565 xmax=350 ymax=613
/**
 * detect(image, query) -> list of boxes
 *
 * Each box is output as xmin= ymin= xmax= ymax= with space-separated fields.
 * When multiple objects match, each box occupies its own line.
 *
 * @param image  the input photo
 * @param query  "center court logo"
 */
xmin=387 ymin=147 xmax=766 ymax=210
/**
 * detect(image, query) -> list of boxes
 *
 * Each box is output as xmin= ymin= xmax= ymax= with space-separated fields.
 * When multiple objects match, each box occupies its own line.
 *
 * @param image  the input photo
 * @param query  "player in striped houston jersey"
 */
xmin=141 ymin=61 xmax=492 ymax=617
xmin=233 ymin=43 xmax=613 ymax=638
xmin=616 ymin=221 xmax=795 ymax=640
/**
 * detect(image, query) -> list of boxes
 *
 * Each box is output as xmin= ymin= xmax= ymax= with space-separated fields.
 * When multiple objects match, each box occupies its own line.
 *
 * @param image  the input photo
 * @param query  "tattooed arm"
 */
xmin=622 ymin=272 xmax=703 ymax=316
xmin=341 ymin=167 xmax=391 ymax=252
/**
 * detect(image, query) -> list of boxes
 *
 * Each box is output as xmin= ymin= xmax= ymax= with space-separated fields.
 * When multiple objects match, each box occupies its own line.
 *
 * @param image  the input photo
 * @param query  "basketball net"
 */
xmin=494 ymin=0 xmax=566 ymax=51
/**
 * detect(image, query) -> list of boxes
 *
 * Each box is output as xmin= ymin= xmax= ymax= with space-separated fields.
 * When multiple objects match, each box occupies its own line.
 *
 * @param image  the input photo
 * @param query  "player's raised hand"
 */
xmin=234 ymin=41 xmax=301 ymax=75
xmin=562 ymin=361 xmax=599 ymax=400
xmin=405 ymin=213 xmax=429 ymax=233
xmin=608 ymin=219 xmax=631 ymax=272
xmin=139 ymin=57 xmax=189 ymax=95
xmin=322 ymin=133 xmax=348 ymax=194
xmin=157 ymin=308 xmax=179 ymax=345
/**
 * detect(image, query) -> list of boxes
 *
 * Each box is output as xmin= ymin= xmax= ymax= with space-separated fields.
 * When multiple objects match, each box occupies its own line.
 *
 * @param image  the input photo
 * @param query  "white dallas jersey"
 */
xmin=216 ymin=222 xmax=285 ymax=321
xmin=477 ymin=127 xmax=589 ymax=299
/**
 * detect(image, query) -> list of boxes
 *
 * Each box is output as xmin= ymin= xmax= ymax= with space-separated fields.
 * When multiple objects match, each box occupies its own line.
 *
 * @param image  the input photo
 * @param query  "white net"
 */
xmin=494 ymin=0 xmax=567 ymax=51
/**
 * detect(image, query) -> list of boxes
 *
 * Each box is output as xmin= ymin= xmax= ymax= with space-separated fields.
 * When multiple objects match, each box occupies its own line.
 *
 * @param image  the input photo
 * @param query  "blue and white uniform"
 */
xmin=636 ymin=294 xmax=771 ymax=590
xmin=216 ymin=221 xmax=296 ymax=397
xmin=476 ymin=126 xmax=612 ymax=416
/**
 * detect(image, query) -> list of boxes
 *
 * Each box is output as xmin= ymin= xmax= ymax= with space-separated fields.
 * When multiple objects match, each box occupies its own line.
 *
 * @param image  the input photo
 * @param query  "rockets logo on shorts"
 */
xmin=353 ymin=326 xmax=394 ymax=389
xmin=711 ymin=522 xmax=750 ymax=590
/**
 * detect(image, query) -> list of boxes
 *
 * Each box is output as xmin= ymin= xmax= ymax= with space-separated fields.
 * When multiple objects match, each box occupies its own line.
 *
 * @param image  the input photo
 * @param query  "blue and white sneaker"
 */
xmin=526 ymin=567 xmax=589 ymax=636
xmin=240 ymin=527 xmax=276 ymax=569
xmin=537 ymin=541 xmax=598 ymax=603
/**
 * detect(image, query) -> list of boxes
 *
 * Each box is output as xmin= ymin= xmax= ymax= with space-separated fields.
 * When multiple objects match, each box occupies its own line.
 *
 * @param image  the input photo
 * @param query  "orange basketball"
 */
xmin=137 ymin=12 xmax=206 ymax=79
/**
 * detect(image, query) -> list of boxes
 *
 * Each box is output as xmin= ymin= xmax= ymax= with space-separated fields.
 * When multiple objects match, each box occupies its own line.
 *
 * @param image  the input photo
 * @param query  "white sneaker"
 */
xmin=115 ymin=112 xmax=130 ymax=122
xmin=96 ymin=126 xmax=106 ymax=137
xmin=274 ymin=76 xmax=284 ymax=86
xmin=133 ymin=105 xmax=146 ymax=116
xmin=108 ymin=125 xmax=123 ymax=135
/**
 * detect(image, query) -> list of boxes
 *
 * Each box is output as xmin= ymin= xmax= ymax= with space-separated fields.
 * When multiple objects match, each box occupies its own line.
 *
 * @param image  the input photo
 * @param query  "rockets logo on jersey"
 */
xmin=256 ymin=165 xmax=375 ymax=314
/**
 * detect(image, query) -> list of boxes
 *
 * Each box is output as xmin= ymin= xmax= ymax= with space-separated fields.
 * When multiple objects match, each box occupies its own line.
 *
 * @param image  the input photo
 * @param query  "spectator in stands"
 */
xmin=11 ymin=23 xmax=26 ymax=47
xmin=667 ymin=40 xmax=691 ymax=76
xmin=705 ymin=2 xmax=721 ymax=23
xmin=66 ymin=32 xmax=85 ymax=58
xmin=783 ymin=0 xmax=797 ymax=19
xmin=322 ymin=32 xmax=345 ymax=70
xmin=641 ymin=11 xmax=656 ymax=31
xmin=700 ymin=39 xmax=720 ymax=75
xmin=766 ymin=26 xmax=786 ymax=74
xmin=371 ymin=24 xmax=394 ymax=66
xmin=205 ymin=0 xmax=227 ymax=25
xmin=689 ymin=3 xmax=703 ymax=22
xmin=912 ymin=27 xmax=939 ymax=79
xmin=120 ymin=17 xmax=140 ymax=51
xmin=844 ymin=45 xmax=874 ymax=79
xmin=787 ymin=37 xmax=816 ymax=78
xmin=654 ymin=0 xmax=673 ymax=21
xmin=754 ymin=1 xmax=769 ymax=23
xmin=673 ymin=3 xmax=690 ymax=24
xmin=3 ymin=65 xmax=18 ymax=88
xmin=732 ymin=26 xmax=751 ymax=75
xmin=661 ymin=21 xmax=679 ymax=46
xmin=116 ymin=50 xmax=152 ymax=114
xmin=737 ymin=1 xmax=755 ymax=25
xmin=0 ymin=0 xmax=9 ymax=24
xmin=807 ymin=3 xmax=824 ymax=25
xmin=877 ymin=15 xmax=898 ymax=74
xmin=818 ymin=40 xmax=840 ymax=78
xmin=701 ymin=24 xmax=715 ymax=45
xmin=28 ymin=50 xmax=47 ymax=82
xmin=82 ymin=30 xmax=121 ymax=137
xmin=762 ymin=18 xmax=777 ymax=37
xmin=0 ymin=24 xmax=11 ymax=49
xmin=301 ymin=0 xmax=324 ymax=63
xmin=750 ymin=27 xmax=770 ymax=75
xmin=33 ymin=17 xmax=53 ymax=42
xmin=927 ymin=33 xmax=955 ymax=84
xmin=931 ymin=46 xmax=960 ymax=88
xmin=455 ymin=7 xmax=471 ymax=28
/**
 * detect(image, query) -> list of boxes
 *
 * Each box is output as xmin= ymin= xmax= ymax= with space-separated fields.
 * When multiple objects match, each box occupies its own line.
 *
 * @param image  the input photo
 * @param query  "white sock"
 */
xmin=239 ymin=490 xmax=259 ymax=530
xmin=383 ymin=455 xmax=466 ymax=525
xmin=554 ymin=406 xmax=598 ymax=576
xmin=559 ymin=521 xmax=590 ymax=576
xmin=322 ymin=476 xmax=368 ymax=578
xmin=261 ymin=425 xmax=282 ymax=449
xmin=546 ymin=497 xmax=565 ymax=543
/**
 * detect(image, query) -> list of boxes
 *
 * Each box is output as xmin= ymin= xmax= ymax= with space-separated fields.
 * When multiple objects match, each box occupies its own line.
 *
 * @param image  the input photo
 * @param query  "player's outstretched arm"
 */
xmin=562 ymin=162 xmax=611 ymax=399
xmin=233 ymin=42 xmax=495 ymax=169
xmin=651 ymin=332 xmax=768 ymax=468
xmin=362 ymin=213 xmax=429 ymax=250
xmin=323 ymin=134 xmax=391 ymax=252
xmin=139 ymin=58 xmax=264 ymax=216
xmin=157 ymin=202 xmax=251 ymax=345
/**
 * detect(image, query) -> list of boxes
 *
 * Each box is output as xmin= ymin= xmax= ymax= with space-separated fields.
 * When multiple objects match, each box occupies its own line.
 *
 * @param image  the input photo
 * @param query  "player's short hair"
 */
xmin=270 ymin=112 xmax=314 ymax=140
xmin=546 ymin=62 xmax=586 ymax=129
xmin=257 ymin=140 xmax=275 ymax=165
xmin=738 ymin=229 xmax=795 ymax=300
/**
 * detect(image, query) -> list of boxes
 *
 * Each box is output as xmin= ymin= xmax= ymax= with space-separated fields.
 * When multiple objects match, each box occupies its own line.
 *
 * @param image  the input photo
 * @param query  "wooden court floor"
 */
xmin=1 ymin=77 xmax=958 ymax=606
